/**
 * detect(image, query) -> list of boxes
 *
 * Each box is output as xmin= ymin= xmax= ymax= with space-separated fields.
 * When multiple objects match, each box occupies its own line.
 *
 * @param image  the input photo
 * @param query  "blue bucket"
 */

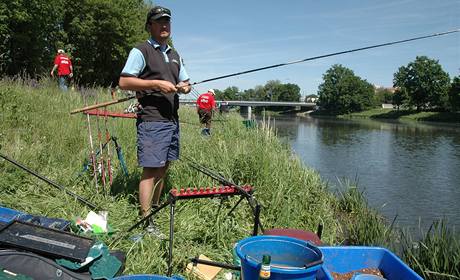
xmin=235 ymin=235 xmax=323 ymax=280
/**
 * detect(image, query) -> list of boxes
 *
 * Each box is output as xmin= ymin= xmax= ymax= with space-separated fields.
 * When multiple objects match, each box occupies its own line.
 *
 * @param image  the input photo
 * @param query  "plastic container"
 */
xmin=235 ymin=235 xmax=323 ymax=280
xmin=0 ymin=206 xmax=23 ymax=224
xmin=242 ymin=120 xmax=256 ymax=129
xmin=111 ymin=275 xmax=184 ymax=280
xmin=319 ymin=246 xmax=423 ymax=280
xmin=351 ymin=275 xmax=386 ymax=280
xmin=232 ymin=243 xmax=241 ymax=279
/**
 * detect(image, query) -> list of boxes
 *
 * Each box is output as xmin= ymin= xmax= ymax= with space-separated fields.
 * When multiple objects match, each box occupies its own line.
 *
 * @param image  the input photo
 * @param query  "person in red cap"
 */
xmin=50 ymin=49 xmax=73 ymax=91
xmin=196 ymin=89 xmax=216 ymax=135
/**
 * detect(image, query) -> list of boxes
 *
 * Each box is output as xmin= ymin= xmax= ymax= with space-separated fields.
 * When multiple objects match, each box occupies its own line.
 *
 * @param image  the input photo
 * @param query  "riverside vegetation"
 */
xmin=338 ymin=108 xmax=460 ymax=123
xmin=0 ymin=78 xmax=459 ymax=279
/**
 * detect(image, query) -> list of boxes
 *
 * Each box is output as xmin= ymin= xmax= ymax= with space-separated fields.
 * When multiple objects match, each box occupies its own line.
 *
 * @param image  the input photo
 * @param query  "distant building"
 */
xmin=374 ymin=85 xmax=396 ymax=93
xmin=305 ymin=95 xmax=319 ymax=103
xmin=381 ymin=103 xmax=395 ymax=109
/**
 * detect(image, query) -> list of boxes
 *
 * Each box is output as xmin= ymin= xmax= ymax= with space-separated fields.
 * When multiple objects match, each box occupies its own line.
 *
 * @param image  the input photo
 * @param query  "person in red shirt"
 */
xmin=196 ymin=89 xmax=216 ymax=135
xmin=50 ymin=49 xmax=73 ymax=91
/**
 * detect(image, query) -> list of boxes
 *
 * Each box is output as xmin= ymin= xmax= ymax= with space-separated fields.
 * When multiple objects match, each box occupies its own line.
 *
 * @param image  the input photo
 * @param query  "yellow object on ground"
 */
xmin=186 ymin=254 xmax=222 ymax=280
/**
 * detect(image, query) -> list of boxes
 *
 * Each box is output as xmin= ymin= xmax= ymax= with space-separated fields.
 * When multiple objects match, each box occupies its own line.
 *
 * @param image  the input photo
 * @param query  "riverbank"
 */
xmin=0 ymin=79 xmax=342 ymax=274
xmin=337 ymin=108 xmax=460 ymax=123
xmin=1 ymin=79 xmax=459 ymax=278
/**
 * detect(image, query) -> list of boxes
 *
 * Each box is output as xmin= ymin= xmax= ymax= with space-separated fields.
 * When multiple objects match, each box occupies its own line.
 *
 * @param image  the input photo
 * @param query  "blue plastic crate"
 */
xmin=318 ymin=246 xmax=422 ymax=280
xmin=0 ymin=206 xmax=23 ymax=224
xmin=0 ymin=206 xmax=70 ymax=230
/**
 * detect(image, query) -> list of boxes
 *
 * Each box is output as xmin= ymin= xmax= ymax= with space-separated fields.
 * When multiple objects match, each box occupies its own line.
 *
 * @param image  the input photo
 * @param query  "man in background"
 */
xmin=50 ymin=49 xmax=73 ymax=91
xmin=196 ymin=89 xmax=216 ymax=136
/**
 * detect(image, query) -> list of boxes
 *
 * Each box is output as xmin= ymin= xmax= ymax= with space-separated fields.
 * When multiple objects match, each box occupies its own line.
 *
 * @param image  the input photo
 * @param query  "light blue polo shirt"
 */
xmin=121 ymin=38 xmax=189 ymax=82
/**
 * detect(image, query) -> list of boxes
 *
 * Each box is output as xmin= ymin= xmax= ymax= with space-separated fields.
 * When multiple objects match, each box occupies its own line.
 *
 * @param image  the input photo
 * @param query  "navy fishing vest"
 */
xmin=136 ymin=42 xmax=181 ymax=122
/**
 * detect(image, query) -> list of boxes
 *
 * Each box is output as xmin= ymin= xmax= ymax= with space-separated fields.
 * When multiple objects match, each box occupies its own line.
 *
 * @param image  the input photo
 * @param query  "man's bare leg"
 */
xmin=139 ymin=163 xmax=169 ymax=218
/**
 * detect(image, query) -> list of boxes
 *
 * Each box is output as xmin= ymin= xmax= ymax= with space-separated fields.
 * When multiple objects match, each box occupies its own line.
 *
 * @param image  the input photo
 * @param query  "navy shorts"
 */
xmin=136 ymin=120 xmax=179 ymax=168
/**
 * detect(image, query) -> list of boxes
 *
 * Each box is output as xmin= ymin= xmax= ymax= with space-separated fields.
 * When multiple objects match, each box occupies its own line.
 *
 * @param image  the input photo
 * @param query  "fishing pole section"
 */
xmin=69 ymin=29 xmax=459 ymax=114
xmin=0 ymin=153 xmax=99 ymax=211
xmin=74 ymin=101 xmax=132 ymax=195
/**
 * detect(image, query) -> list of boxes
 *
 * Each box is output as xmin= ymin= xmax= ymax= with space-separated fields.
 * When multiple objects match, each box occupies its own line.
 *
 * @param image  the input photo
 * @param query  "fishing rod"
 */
xmin=0 ymin=153 xmax=99 ymax=210
xmin=112 ymin=137 xmax=129 ymax=177
xmin=69 ymin=29 xmax=459 ymax=114
xmin=193 ymin=29 xmax=459 ymax=85
xmin=86 ymin=103 xmax=99 ymax=192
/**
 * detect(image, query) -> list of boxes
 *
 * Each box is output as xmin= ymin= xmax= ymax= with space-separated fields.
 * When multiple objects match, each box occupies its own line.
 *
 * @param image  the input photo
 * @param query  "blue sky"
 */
xmin=153 ymin=0 xmax=459 ymax=96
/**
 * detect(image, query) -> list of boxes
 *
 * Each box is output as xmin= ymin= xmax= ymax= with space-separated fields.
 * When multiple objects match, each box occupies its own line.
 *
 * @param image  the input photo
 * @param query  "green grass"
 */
xmin=1 ymin=78 xmax=458 ymax=279
xmin=402 ymin=221 xmax=460 ymax=279
xmin=0 ymin=78 xmax=339 ymax=276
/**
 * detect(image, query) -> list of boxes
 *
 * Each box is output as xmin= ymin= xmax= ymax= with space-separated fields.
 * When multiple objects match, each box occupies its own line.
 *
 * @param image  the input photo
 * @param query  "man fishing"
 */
xmin=196 ymin=89 xmax=216 ymax=136
xmin=119 ymin=5 xmax=191 ymax=237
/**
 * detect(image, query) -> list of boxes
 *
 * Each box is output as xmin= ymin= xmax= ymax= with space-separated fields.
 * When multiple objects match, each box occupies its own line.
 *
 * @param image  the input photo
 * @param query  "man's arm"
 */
xmin=69 ymin=65 xmax=73 ymax=78
xmin=50 ymin=64 xmax=57 ymax=77
xmin=119 ymin=76 xmax=177 ymax=93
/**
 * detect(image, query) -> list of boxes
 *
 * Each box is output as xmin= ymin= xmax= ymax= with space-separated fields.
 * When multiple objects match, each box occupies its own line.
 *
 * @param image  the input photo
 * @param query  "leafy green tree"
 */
xmin=63 ymin=0 xmax=147 ymax=86
xmin=374 ymin=87 xmax=394 ymax=106
xmin=0 ymin=0 xmax=64 ymax=76
xmin=393 ymin=56 xmax=450 ymax=111
xmin=274 ymin=83 xmax=301 ymax=102
xmin=0 ymin=0 xmax=149 ymax=86
xmin=215 ymin=86 xmax=240 ymax=100
xmin=449 ymin=76 xmax=460 ymax=112
xmin=392 ymin=88 xmax=408 ymax=110
xmin=317 ymin=64 xmax=374 ymax=114
xmin=241 ymin=85 xmax=266 ymax=101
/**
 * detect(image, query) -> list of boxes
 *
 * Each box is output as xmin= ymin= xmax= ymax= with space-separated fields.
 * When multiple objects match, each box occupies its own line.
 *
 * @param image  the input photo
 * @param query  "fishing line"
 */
xmin=191 ymin=29 xmax=460 ymax=86
xmin=70 ymin=29 xmax=459 ymax=114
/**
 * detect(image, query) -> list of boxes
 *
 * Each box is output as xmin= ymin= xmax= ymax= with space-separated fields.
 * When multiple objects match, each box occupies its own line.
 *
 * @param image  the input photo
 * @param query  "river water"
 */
xmin=262 ymin=115 xmax=460 ymax=231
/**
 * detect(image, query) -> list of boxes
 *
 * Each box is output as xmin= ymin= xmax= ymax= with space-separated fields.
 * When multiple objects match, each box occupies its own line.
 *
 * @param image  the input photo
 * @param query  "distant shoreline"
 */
xmin=308 ymin=108 xmax=460 ymax=124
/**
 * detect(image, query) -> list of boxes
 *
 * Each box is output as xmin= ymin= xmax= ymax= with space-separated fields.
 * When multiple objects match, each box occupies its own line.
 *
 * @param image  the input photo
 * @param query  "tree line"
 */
xmin=215 ymin=56 xmax=459 ymax=114
xmin=0 ymin=0 xmax=149 ymax=86
xmin=1 ymin=2 xmax=458 ymax=113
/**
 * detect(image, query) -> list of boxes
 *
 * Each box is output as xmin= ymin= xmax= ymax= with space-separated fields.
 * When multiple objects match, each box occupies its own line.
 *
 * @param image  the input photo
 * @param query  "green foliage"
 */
xmin=335 ymin=186 xmax=396 ymax=246
xmin=0 ymin=0 xmax=65 ymax=75
xmin=402 ymin=221 xmax=460 ymax=279
xmin=214 ymin=86 xmax=240 ymax=100
xmin=0 ymin=78 xmax=340 ymax=275
xmin=215 ymin=81 xmax=301 ymax=106
xmin=392 ymin=88 xmax=409 ymax=110
xmin=449 ymin=76 xmax=460 ymax=112
xmin=373 ymin=87 xmax=394 ymax=106
xmin=2 ymin=79 xmax=457 ymax=276
xmin=317 ymin=64 xmax=374 ymax=114
xmin=64 ymin=0 xmax=148 ymax=86
xmin=0 ymin=0 xmax=149 ymax=86
xmin=393 ymin=56 xmax=451 ymax=111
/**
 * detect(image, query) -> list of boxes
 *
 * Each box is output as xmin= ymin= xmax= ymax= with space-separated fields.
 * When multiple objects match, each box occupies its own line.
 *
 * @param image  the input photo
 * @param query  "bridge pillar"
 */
xmin=240 ymin=106 xmax=252 ymax=119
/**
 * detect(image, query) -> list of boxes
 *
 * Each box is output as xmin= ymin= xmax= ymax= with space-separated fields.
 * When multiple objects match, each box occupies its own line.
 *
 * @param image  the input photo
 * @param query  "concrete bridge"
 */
xmin=179 ymin=99 xmax=317 ymax=118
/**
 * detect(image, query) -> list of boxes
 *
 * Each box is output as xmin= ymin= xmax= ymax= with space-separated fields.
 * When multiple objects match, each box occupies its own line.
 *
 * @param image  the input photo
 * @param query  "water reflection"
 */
xmin=259 ymin=115 xmax=460 ymax=230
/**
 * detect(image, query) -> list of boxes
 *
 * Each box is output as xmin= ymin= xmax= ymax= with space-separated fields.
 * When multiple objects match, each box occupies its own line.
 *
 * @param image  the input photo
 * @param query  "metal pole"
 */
xmin=0 ymin=153 xmax=98 ymax=210
xmin=167 ymin=199 xmax=176 ymax=276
